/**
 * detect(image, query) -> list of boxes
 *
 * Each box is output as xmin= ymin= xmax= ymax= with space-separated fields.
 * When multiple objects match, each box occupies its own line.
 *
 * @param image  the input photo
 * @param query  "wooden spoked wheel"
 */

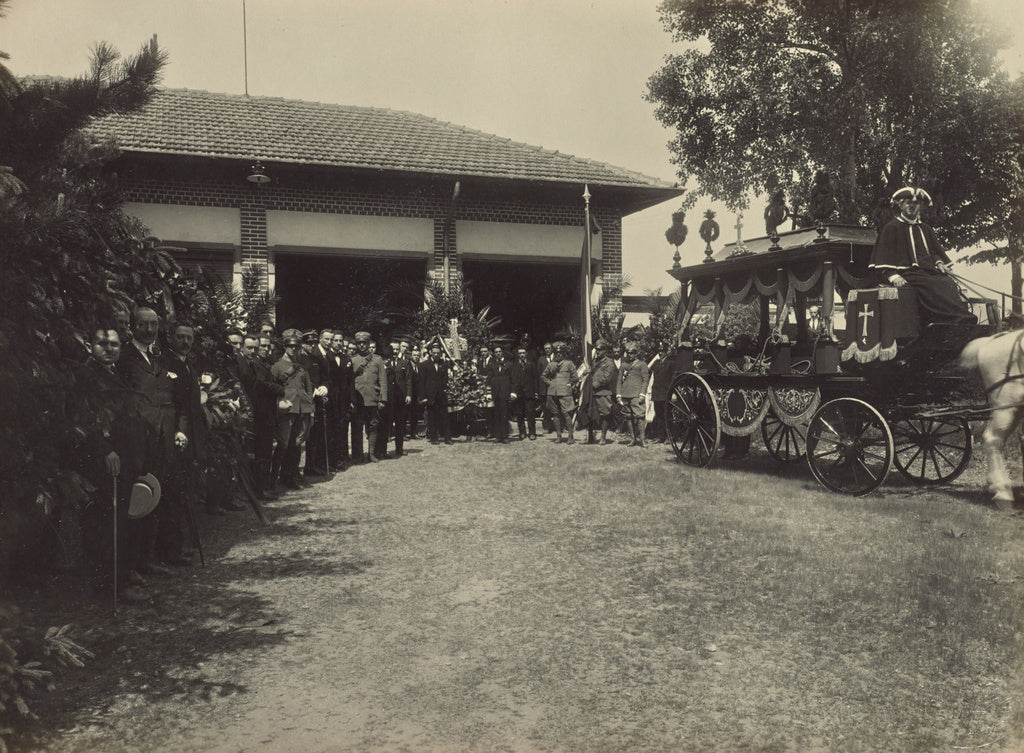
xmin=806 ymin=398 xmax=893 ymax=496
xmin=891 ymin=416 xmax=972 ymax=485
xmin=761 ymin=408 xmax=807 ymax=463
xmin=667 ymin=373 xmax=721 ymax=468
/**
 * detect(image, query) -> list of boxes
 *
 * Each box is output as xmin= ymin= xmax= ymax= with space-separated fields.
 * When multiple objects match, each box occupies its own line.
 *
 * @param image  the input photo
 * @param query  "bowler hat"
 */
xmin=128 ymin=473 xmax=161 ymax=519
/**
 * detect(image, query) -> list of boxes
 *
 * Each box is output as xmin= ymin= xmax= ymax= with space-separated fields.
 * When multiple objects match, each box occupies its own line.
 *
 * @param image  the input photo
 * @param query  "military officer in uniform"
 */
xmin=616 ymin=341 xmax=649 ymax=447
xmin=541 ymin=341 xmax=577 ymax=444
xmin=350 ymin=331 xmax=388 ymax=462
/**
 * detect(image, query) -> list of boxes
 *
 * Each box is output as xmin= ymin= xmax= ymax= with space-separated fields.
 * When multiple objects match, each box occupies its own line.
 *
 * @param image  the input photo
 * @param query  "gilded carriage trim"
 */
xmin=714 ymin=387 xmax=770 ymax=436
xmin=767 ymin=386 xmax=821 ymax=426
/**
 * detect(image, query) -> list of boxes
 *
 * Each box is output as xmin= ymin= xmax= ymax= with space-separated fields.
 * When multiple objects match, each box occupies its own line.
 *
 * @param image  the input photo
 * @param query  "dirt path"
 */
xmin=14 ymin=436 xmax=1024 ymax=753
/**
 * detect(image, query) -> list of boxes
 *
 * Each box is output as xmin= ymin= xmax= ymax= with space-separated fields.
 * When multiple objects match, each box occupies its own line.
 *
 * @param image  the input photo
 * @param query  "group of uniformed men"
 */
xmin=74 ymin=307 xmax=668 ymax=606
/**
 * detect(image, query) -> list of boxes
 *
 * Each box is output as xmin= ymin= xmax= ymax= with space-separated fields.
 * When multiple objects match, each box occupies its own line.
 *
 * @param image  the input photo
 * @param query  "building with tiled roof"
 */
xmin=93 ymin=88 xmax=683 ymax=337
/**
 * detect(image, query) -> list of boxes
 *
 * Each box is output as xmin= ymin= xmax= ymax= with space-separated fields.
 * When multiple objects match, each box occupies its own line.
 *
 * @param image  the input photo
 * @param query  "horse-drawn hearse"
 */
xmin=665 ymin=223 xmax=1010 ymax=498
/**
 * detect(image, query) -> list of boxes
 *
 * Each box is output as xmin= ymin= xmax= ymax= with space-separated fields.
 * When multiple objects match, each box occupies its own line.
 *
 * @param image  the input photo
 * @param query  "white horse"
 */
xmin=960 ymin=329 xmax=1024 ymax=508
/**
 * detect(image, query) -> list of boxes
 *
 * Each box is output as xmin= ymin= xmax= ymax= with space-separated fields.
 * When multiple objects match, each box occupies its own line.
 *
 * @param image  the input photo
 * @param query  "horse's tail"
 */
xmin=958 ymin=337 xmax=985 ymax=372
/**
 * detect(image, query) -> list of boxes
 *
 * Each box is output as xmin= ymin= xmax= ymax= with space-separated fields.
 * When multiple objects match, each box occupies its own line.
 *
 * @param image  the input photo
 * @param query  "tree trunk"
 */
xmin=839 ymin=130 xmax=859 ymax=223
xmin=1012 ymin=257 xmax=1022 ymax=316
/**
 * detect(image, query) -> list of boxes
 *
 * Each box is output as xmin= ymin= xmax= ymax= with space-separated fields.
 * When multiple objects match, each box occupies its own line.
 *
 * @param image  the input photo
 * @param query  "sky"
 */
xmin=1 ymin=0 xmax=1021 ymax=300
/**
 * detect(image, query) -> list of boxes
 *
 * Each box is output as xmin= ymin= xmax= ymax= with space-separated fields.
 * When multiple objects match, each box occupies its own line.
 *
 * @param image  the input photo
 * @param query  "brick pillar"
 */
xmin=240 ymin=200 xmax=270 ymax=296
xmin=432 ymin=216 xmax=459 ymax=292
xmin=598 ymin=213 xmax=623 ymax=318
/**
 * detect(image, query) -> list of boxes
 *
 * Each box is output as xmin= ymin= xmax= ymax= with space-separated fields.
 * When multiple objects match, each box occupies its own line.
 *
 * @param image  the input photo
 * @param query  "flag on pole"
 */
xmin=580 ymin=185 xmax=598 ymax=369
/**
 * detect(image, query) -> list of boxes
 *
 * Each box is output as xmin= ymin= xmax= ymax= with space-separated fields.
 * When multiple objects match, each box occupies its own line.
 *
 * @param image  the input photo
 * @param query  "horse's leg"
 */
xmin=983 ymin=405 xmax=1021 ymax=508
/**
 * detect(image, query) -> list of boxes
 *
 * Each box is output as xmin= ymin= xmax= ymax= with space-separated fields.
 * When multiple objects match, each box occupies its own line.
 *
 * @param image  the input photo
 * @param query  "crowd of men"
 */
xmin=73 ymin=308 xmax=674 ymax=607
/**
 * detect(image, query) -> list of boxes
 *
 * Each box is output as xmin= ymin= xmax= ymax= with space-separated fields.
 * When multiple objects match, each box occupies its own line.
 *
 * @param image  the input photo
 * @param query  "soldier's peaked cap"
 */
xmin=354 ymin=331 xmax=371 ymax=342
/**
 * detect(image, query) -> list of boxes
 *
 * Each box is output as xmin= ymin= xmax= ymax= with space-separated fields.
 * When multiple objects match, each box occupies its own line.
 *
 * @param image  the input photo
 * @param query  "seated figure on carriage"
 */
xmin=869 ymin=186 xmax=977 ymax=328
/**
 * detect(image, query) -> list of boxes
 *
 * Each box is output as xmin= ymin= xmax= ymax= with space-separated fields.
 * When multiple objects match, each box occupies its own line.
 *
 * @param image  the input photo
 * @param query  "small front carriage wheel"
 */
xmin=668 ymin=372 xmax=721 ymax=468
xmin=761 ymin=407 xmax=807 ymax=463
xmin=891 ymin=416 xmax=972 ymax=485
xmin=806 ymin=398 xmax=893 ymax=496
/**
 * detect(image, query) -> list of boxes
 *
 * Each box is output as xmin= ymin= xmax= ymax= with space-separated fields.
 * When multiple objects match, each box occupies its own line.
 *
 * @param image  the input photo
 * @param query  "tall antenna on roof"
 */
xmin=242 ymin=0 xmax=249 ymax=96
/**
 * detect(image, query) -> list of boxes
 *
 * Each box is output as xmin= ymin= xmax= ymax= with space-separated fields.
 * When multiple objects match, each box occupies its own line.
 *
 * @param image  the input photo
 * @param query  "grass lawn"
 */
xmin=10 ymin=433 xmax=1024 ymax=753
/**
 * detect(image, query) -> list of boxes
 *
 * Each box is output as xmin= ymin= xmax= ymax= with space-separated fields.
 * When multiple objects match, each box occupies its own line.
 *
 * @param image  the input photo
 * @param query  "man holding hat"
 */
xmin=869 ymin=186 xmax=977 ymax=326
xmin=541 ymin=341 xmax=577 ymax=444
xmin=350 ymin=331 xmax=388 ymax=462
xmin=75 ymin=324 xmax=150 ymax=603
xmin=303 ymin=328 xmax=334 ymax=477
xmin=616 ymin=341 xmax=649 ymax=447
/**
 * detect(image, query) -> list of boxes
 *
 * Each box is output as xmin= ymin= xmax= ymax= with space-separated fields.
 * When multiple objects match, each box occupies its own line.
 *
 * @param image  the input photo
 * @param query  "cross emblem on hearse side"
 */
xmin=858 ymin=306 xmax=874 ymax=343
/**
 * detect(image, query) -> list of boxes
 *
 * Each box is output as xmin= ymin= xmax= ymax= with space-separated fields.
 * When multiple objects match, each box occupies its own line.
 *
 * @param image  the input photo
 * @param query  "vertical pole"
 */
xmin=822 ymin=261 xmax=835 ymax=339
xmin=243 ymin=0 xmax=249 ymax=96
xmin=582 ymin=185 xmax=593 ymax=369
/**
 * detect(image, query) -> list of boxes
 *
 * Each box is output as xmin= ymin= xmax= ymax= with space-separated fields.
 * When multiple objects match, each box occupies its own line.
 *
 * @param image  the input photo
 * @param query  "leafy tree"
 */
xmin=406 ymin=278 xmax=501 ymax=355
xmin=0 ymin=34 xmax=167 ymax=578
xmin=645 ymin=0 xmax=1016 ymax=243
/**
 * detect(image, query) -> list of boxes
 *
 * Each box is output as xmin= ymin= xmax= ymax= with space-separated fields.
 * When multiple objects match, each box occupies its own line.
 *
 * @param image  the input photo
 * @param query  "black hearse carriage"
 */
xmin=665 ymin=224 xmax=996 ymax=496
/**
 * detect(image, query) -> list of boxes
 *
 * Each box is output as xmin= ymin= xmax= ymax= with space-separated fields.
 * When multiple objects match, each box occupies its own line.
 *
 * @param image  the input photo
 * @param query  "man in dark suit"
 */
xmin=248 ymin=334 xmax=285 ymax=496
xmin=329 ymin=330 xmax=353 ymax=471
xmin=406 ymin=342 xmax=422 ymax=440
xmin=300 ymin=329 xmax=332 ymax=477
xmin=384 ymin=338 xmax=414 ymax=458
xmin=536 ymin=341 xmax=553 ymax=433
xmin=419 ymin=342 xmax=452 ymax=445
xmin=116 ymin=307 xmax=184 ymax=577
xmin=487 ymin=346 xmax=513 ymax=443
xmin=75 ymin=325 xmax=150 ymax=603
xmin=164 ymin=322 xmax=208 ymax=562
xmin=510 ymin=345 xmax=539 ymax=440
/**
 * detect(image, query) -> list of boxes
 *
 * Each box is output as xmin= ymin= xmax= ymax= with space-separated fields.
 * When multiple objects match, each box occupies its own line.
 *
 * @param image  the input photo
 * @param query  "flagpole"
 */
xmin=582 ymin=184 xmax=593 ymax=368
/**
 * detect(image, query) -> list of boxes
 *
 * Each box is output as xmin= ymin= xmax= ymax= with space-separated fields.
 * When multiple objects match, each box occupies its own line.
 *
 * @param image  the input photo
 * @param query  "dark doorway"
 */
xmin=275 ymin=254 xmax=427 ymax=335
xmin=461 ymin=259 xmax=580 ymax=344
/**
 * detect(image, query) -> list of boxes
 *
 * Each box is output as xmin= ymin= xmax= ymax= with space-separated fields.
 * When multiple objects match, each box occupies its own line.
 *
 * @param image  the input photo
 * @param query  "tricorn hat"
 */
xmin=891 ymin=186 xmax=932 ymax=206
xmin=128 ymin=473 xmax=162 ymax=519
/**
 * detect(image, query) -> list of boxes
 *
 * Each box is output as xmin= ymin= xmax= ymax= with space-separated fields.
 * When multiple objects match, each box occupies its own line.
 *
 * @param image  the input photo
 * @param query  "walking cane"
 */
xmin=183 ymin=490 xmax=206 ymax=567
xmin=112 ymin=473 xmax=119 ymax=616
xmin=321 ymin=396 xmax=332 ymax=478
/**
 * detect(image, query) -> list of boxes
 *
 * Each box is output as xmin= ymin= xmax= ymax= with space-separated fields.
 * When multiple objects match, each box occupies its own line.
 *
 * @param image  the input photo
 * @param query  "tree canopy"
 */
xmin=0 ymin=32 xmax=169 ymax=540
xmin=645 ymin=0 xmax=1021 ymax=255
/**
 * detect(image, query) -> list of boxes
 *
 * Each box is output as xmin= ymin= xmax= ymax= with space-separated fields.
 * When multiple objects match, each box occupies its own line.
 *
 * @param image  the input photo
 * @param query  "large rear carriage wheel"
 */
xmin=891 ymin=416 xmax=972 ymax=485
xmin=806 ymin=398 xmax=893 ymax=496
xmin=668 ymin=373 xmax=721 ymax=467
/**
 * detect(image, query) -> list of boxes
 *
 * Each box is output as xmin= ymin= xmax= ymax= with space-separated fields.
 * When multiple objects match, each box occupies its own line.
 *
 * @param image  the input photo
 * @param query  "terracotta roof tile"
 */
xmin=88 ymin=88 xmax=676 ymax=190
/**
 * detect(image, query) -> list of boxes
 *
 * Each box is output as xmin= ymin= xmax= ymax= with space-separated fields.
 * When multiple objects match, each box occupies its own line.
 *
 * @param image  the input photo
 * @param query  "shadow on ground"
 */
xmin=5 ymin=485 xmax=370 ymax=752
